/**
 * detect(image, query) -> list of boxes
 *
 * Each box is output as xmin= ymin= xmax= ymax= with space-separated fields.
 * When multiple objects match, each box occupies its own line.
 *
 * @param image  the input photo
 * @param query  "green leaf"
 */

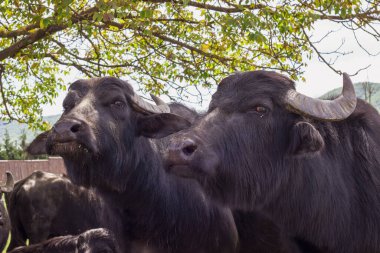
xmin=39 ymin=18 xmax=50 ymax=29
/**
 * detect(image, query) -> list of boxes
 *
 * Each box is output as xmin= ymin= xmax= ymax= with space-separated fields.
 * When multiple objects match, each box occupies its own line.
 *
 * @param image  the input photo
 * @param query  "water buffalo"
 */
xmin=5 ymin=171 xmax=119 ymax=250
xmin=8 ymin=228 xmax=120 ymax=253
xmin=25 ymin=77 xmax=315 ymax=253
xmin=166 ymin=70 xmax=380 ymax=253
xmin=1 ymin=172 xmax=13 ymax=252
xmin=27 ymin=77 xmax=239 ymax=253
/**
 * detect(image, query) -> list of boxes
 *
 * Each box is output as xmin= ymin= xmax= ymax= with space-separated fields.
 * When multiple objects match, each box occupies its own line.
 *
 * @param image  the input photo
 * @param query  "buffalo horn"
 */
xmin=150 ymin=94 xmax=166 ymax=106
xmin=285 ymin=73 xmax=357 ymax=121
xmin=130 ymin=93 xmax=170 ymax=114
xmin=0 ymin=171 xmax=14 ymax=193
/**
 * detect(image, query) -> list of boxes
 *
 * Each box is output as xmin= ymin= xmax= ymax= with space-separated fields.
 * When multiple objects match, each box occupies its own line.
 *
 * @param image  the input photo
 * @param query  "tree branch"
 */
xmin=0 ymin=24 xmax=39 ymax=38
xmin=101 ymin=21 xmax=233 ymax=64
xmin=0 ymin=7 xmax=98 ymax=61
xmin=0 ymin=64 xmax=21 ymax=122
xmin=301 ymin=28 xmax=342 ymax=75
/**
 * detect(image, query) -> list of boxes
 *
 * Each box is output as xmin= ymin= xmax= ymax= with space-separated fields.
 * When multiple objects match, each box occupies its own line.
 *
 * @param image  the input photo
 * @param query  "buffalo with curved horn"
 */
xmin=165 ymin=70 xmax=380 ymax=252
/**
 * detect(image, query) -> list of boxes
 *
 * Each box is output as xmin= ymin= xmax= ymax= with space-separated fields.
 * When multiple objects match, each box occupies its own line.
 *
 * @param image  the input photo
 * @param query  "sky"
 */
xmin=297 ymin=20 xmax=380 ymax=97
xmin=42 ymin=20 xmax=380 ymax=116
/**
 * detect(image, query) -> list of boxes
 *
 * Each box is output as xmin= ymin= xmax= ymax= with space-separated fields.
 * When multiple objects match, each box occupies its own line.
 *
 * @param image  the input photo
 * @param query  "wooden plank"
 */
xmin=0 ymin=157 xmax=66 ymax=181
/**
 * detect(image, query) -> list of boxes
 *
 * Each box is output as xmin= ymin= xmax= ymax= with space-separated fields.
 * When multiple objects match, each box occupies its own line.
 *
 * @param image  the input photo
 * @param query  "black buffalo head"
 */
xmin=76 ymin=228 xmax=120 ymax=253
xmin=166 ymin=70 xmax=356 ymax=209
xmin=28 ymin=77 xmax=190 ymax=191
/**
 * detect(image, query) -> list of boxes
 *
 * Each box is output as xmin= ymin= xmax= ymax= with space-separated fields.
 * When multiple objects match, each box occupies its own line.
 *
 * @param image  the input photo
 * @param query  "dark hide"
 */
xmin=0 ymin=195 xmax=10 ymax=252
xmin=76 ymin=228 xmax=121 ymax=253
xmin=27 ymin=78 xmax=313 ymax=253
xmin=232 ymin=210 xmax=318 ymax=253
xmin=8 ymin=228 xmax=121 ymax=253
xmin=27 ymin=77 xmax=238 ymax=253
xmin=5 ymin=171 xmax=121 ymax=251
xmin=166 ymin=70 xmax=380 ymax=253
xmin=151 ymin=104 xmax=310 ymax=253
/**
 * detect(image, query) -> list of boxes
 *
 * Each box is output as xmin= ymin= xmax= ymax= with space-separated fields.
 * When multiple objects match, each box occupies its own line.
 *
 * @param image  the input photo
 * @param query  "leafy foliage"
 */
xmin=0 ymin=0 xmax=379 ymax=129
xmin=0 ymin=130 xmax=47 ymax=160
xmin=0 ymin=130 xmax=28 ymax=160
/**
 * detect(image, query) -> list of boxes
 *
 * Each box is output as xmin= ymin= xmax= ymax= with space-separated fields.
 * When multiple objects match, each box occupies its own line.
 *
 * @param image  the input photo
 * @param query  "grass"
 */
xmin=2 ymin=234 xmax=10 ymax=253
xmin=1 ymin=194 xmax=10 ymax=253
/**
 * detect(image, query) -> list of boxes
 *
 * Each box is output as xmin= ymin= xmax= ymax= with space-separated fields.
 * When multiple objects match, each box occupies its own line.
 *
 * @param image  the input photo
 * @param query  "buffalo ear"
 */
xmin=288 ymin=122 xmax=324 ymax=157
xmin=137 ymin=113 xmax=191 ymax=139
xmin=27 ymin=131 xmax=50 ymax=155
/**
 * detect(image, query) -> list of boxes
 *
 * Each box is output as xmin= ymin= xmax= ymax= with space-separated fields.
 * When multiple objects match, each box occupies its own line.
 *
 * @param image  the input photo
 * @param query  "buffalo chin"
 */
xmin=167 ymin=165 xmax=198 ymax=179
xmin=47 ymin=141 xmax=92 ymax=157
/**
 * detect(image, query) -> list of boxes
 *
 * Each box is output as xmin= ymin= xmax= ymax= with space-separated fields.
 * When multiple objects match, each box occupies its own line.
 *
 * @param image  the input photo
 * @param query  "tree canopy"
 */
xmin=0 ymin=0 xmax=379 ymax=128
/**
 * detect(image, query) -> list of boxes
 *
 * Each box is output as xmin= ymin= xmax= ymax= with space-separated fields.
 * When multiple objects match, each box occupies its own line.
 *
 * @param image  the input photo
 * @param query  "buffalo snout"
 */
xmin=51 ymin=119 xmax=83 ymax=143
xmin=165 ymin=136 xmax=198 ymax=178
xmin=47 ymin=118 xmax=98 ymax=155
xmin=168 ymin=138 xmax=198 ymax=162
xmin=165 ymin=135 xmax=218 ymax=180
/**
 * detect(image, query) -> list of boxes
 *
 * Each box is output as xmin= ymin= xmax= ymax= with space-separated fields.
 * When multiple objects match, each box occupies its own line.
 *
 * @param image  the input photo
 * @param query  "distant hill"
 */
xmin=0 ymin=115 xmax=60 ymax=144
xmin=320 ymin=82 xmax=380 ymax=111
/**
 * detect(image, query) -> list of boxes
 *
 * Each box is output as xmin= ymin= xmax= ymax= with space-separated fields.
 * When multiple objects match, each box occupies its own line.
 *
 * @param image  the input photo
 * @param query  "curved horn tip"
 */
xmin=1 ymin=171 xmax=14 ymax=192
xmin=150 ymin=94 xmax=167 ymax=106
xmin=342 ymin=72 xmax=356 ymax=98
xmin=6 ymin=171 xmax=14 ymax=184
xmin=285 ymin=72 xmax=357 ymax=121
xmin=342 ymin=72 xmax=352 ymax=85
xmin=131 ymin=93 xmax=170 ymax=114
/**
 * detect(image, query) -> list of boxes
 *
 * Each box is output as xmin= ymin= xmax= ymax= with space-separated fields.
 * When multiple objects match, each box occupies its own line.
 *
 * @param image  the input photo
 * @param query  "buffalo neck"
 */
xmin=262 ymin=119 xmax=380 ymax=253
xmin=65 ymin=135 xmax=237 ymax=252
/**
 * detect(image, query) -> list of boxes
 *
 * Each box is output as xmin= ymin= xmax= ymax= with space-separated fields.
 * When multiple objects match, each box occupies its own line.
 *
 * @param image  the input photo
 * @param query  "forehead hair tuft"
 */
xmin=69 ymin=77 xmax=134 ymax=95
xmin=218 ymin=70 xmax=295 ymax=90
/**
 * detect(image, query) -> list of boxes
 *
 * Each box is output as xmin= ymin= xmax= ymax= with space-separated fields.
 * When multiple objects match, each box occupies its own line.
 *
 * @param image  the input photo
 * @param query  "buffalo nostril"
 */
xmin=54 ymin=120 xmax=82 ymax=135
xmin=181 ymin=140 xmax=197 ymax=157
xmin=182 ymin=145 xmax=197 ymax=156
xmin=70 ymin=123 xmax=81 ymax=133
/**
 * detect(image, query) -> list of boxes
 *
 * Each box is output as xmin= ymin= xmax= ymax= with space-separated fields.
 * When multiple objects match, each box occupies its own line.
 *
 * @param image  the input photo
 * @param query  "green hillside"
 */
xmin=0 ymin=115 xmax=60 ymax=144
xmin=320 ymin=82 xmax=380 ymax=111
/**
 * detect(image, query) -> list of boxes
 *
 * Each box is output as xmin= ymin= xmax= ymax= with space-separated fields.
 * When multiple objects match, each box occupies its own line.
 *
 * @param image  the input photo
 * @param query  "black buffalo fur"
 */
xmin=5 ymin=171 xmax=119 ymax=251
xmin=8 ymin=228 xmax=120 ymax=253
xmin=28 ymin=78 xmax=238 ymax=253
xmin=27 ymin=77 xmax=311 ymax=253
xmin=167 ymin=70 xmax=380 ymax=253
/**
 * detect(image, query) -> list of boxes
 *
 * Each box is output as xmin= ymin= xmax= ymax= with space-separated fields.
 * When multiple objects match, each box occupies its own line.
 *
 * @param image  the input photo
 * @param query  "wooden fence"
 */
xmin=0 ymin=157 xmax=66 ymax=182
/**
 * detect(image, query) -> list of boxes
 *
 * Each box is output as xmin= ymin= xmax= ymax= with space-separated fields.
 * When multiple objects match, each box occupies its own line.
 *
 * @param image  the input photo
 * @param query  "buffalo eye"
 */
xmin=110 ymin=100 xmax=125 ymax=109
xmin=255 ymin=106 xmax=267 ymax=113
xmin=247 ymin=105 xmax=268 ymax=115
